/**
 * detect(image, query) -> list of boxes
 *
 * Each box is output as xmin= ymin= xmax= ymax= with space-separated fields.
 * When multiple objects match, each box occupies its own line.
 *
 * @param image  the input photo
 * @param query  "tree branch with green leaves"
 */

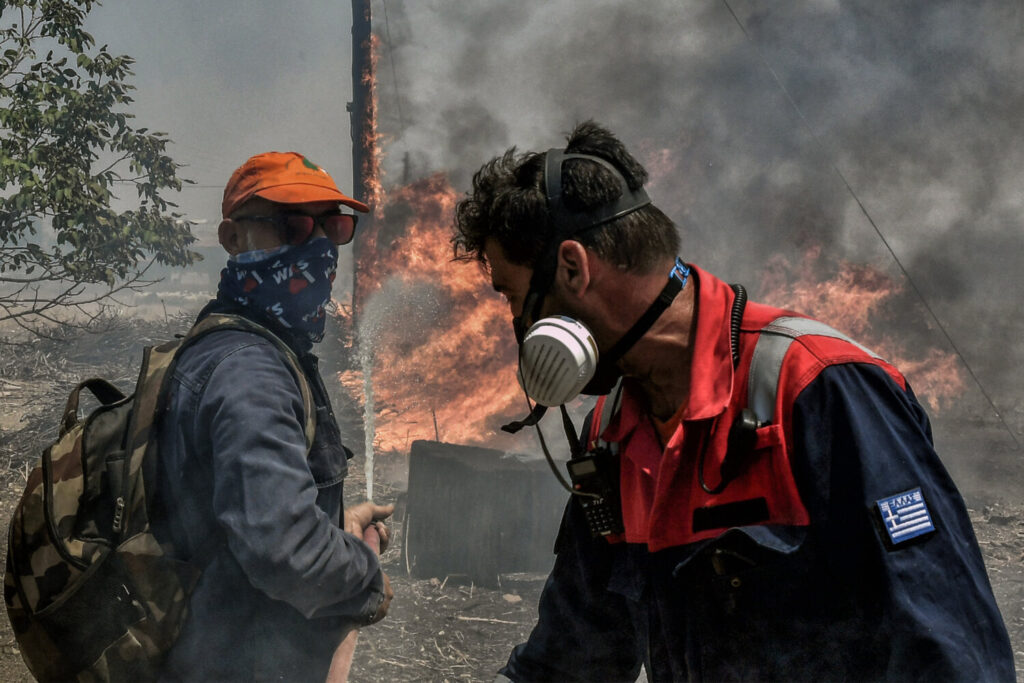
xmin=1 ymin=0 xmax=198 ymax=338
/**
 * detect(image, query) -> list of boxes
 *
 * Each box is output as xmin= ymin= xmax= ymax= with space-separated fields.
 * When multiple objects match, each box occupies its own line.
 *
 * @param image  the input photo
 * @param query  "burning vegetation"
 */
xmin=339 ymin=33 xmax=969 ymax=456
xmin=341 ymin=27 xmax=523 ymax=458
xmin=338 ymin=174 xmax=520 ymax=455
xmin=757 ymin=245 xmax=967 ymax=411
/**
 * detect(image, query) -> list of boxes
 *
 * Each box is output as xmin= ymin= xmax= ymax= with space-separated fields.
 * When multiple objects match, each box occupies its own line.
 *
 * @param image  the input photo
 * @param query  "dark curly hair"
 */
xmin=452 ymin=120 xmax=679 ymax=273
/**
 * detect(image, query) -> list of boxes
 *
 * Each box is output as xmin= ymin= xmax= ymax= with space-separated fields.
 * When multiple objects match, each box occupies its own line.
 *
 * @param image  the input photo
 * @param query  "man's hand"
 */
xmin=344 ymin=502 xmax=393 ymax=554
xmin=366 ymin=572 xmax=393 ymax=625
xmin=326 ymin=510 xmax=395 ymax=683
xmin=344 ymin=503 xmax=394 ymax=623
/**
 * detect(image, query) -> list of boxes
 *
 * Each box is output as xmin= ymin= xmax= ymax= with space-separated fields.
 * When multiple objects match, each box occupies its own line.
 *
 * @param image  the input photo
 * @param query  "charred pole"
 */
xmin=349 ymin=0 xmax=373 ymax=328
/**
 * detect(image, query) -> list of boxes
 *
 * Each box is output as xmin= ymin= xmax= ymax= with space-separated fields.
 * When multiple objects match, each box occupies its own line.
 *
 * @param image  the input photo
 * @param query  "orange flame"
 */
xmin=342 ymin=35 xmax=963 ymax=455
xmin=342 ymin=175 xmax=523 ymax=454
xmin=360 ymin=33 xmax=385 ymax=216
xmin=758 ymin=245 xmax=966 ymax=411
xmin=343 ymin=28 xmax=524 ymax=456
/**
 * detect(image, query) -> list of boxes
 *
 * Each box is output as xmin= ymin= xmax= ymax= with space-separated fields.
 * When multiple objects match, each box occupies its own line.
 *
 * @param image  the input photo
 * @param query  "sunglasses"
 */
xmin=238 ymin=211 xmax=359 ymax=245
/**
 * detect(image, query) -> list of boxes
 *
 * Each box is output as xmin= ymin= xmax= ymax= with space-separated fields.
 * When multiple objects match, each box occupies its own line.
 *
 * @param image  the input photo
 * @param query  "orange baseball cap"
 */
xmin=221 ymin=151 xmax=370 ymax=218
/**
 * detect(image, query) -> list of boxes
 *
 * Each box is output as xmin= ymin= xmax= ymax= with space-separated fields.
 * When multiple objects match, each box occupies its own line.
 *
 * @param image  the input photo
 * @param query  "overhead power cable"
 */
xmin=381 ymin=0 xmax=406 ymax=135
xmin=719 ymin=0 xmax=1019 ymax=449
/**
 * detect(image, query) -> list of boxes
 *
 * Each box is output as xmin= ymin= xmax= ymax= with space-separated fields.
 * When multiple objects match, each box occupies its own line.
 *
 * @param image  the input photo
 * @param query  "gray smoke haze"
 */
xmin=371 ymin=0 xmax=1024 ymax=497
xmin=78 ymin=1 xmax=1023 ymax=496
xmin=85 ymin=0 xmax=363 ymax=280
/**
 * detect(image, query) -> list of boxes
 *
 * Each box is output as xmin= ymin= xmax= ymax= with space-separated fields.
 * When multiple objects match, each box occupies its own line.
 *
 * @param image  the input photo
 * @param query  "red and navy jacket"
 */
xmin=595 ymin=265 xmax=909 ymax=551
xmin=500 ymin=266 xmax=1015 ymax=682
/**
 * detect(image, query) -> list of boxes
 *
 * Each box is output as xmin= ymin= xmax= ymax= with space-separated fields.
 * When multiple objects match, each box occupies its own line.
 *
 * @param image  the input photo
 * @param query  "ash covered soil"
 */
xmin=0 ymin=317 xmax=1021 ymax=681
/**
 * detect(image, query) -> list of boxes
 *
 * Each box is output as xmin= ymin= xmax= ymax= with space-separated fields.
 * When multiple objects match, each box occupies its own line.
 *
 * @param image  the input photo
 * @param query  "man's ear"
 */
xmin=218 ymin=219 xmax=241 ymax=255
xmin=555 ymin=240 xmax=591 ymax=298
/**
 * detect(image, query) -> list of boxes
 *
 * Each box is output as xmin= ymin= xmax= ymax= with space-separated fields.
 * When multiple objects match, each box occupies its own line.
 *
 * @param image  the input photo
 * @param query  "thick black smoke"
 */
xmin=370 ymin=0 xmax=1023 ymax=497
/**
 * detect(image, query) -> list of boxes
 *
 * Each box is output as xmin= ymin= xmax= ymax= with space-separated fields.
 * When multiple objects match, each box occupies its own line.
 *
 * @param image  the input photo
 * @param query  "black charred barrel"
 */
xmin=403 ymin=440 xmax=566 ymax=587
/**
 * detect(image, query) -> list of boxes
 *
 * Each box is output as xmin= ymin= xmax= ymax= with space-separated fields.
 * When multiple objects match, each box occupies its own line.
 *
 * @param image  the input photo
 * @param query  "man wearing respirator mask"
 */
xmin=452 ymin=121 xmax=1013 ymax=682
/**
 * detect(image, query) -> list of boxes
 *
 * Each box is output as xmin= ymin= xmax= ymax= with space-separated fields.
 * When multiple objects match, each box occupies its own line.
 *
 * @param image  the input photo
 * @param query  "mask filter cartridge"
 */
xmin=518 ymin=316 xmax=599 ymax=407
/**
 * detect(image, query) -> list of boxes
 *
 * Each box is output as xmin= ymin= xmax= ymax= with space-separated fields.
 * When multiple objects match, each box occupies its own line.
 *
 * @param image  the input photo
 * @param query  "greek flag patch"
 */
xmin=876 ymin=488 xmax=935 ymax=545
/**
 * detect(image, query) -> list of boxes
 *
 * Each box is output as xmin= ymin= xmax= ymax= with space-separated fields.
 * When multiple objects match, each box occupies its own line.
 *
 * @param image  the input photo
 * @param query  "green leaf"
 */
xmin=0 ymin=0 xmax=197 ymax=334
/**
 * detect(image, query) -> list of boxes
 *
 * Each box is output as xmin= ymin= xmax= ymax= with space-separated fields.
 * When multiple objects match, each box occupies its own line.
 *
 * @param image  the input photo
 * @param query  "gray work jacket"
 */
xmin=153 ymin=318 xmax=383 ymax=682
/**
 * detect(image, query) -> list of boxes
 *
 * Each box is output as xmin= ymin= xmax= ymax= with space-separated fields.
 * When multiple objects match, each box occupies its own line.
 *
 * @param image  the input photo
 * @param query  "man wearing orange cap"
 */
xmin=152 ymin=152 xmax=392 ymax=682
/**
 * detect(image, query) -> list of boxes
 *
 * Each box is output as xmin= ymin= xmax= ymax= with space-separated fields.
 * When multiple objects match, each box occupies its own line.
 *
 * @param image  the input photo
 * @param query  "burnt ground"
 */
xmin=0 ymin=316 xmax=1021 ymax=682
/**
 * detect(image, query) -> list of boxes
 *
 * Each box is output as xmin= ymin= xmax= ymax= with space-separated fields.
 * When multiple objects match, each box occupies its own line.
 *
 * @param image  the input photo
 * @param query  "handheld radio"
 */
xmin=566 ymin=445 xmax=625 ymax=537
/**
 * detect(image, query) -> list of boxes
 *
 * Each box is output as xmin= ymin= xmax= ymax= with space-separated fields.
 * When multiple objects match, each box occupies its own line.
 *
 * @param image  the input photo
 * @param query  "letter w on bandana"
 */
xmin=218 ymin=237 xmax=338 ymax=348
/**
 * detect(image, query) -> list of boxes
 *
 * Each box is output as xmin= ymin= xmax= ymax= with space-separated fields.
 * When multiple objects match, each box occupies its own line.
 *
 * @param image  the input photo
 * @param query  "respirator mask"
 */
xmin=516 ymin=315 xmax=599 ymax=407
xmin=515 ymin=258 xmax=691 ymax=407
xmin=502 ymin=148 xmax=689 ymax=433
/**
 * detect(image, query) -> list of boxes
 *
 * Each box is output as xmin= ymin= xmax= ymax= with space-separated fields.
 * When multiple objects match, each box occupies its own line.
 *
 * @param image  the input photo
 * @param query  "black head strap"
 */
xmin=544 ymin=149 xmax=651 ymax=233
xmin=601 ymin=259 xmax=687 ymax=365
xmin=517 ymin=149 xmax=653 ymax=337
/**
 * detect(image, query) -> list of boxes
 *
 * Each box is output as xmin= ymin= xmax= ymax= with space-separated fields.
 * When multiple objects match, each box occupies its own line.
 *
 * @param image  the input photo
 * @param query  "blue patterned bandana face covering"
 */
xmin=219 ymin=237 xmax=339 ymax=348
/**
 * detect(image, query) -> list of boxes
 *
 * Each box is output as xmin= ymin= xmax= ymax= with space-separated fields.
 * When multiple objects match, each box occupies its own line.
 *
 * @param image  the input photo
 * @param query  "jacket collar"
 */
xmin=197 ymin=297 xmax=313 ymax=358
xmin=602 ymin=264 xmax=736 ymax=441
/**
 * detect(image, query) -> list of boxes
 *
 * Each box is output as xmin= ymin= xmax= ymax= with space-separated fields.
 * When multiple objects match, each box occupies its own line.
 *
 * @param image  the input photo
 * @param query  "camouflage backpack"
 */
xmin=3 ymin=313 xmax=315 ymax=682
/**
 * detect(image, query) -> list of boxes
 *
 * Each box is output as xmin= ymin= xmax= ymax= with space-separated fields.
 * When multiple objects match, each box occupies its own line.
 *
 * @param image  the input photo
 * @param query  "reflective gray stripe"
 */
xmin=593 ymin=317 xmax=880 ymax=448
xmin=747 ymin=316 xmax=882 ymax=424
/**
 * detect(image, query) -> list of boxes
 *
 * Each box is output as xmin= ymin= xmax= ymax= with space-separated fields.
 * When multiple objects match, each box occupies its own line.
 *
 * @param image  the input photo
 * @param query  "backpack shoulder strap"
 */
xmin=183 ymin=313 xmax=316 ymax=449
xmin=119 ymin=314 xmax=317 ymax=535
xmin=747 ymin=316 xmax=882 ymax=425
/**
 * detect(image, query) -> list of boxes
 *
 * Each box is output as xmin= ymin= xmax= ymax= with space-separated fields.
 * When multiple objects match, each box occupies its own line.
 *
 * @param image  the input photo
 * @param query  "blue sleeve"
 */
xmin=196 ymin=340 xmax=384 ymax=621
xmin=790 ymin=363 xmax=1015 ymax=681
xmin=500 ymin=417 xmax=642 ymax=683
xmin=500 ymin=500 xmax=642 ymax=682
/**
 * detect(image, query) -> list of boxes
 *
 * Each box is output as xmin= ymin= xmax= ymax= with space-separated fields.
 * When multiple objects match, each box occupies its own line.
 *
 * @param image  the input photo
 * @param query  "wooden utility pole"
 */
xmin=333 ymin=15 xmax=375 ymax=680
xmin=349 ymin=0 xmax=373 ymax=326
